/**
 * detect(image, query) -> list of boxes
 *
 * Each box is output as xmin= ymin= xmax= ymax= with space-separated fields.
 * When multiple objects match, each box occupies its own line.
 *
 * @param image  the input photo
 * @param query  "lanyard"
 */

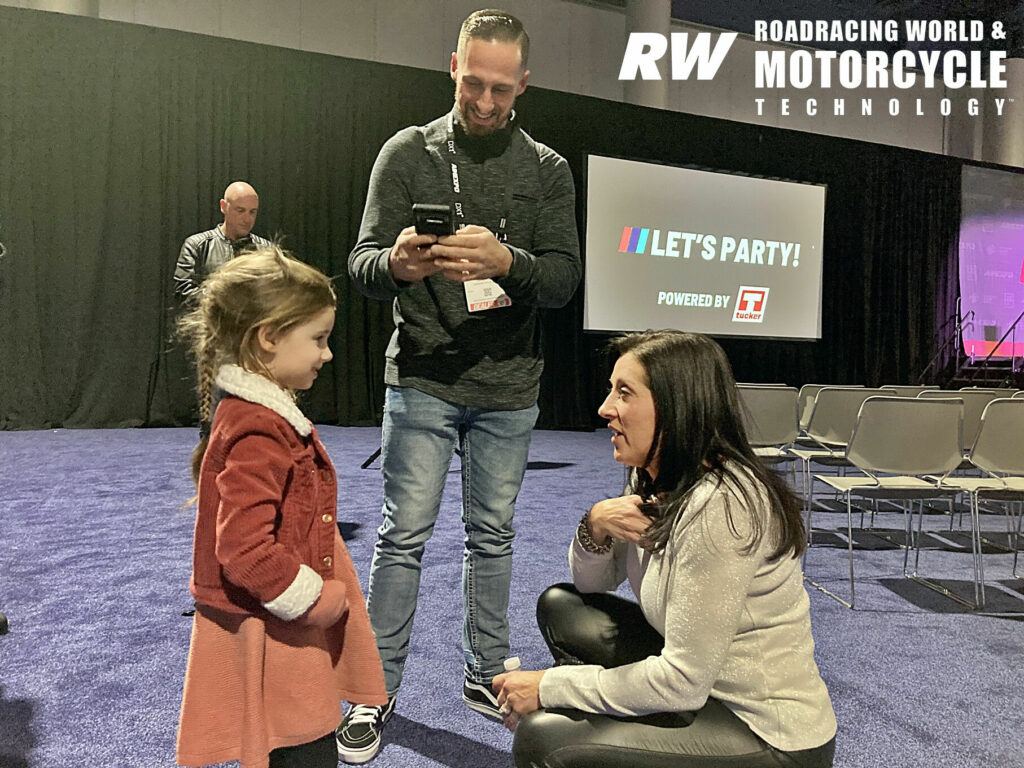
xmin=445 ymin=113 xmax=515 ymax=243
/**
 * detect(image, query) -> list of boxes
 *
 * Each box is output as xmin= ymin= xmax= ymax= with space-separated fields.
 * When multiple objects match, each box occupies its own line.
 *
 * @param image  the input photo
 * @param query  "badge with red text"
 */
xmin=465 ymin=279 xmax=512 ymax=312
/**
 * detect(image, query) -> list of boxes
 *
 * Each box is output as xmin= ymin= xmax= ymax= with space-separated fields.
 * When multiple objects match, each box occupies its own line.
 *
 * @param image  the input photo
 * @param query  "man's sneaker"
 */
xmin=336 ymin=696 xmax=396 ymax=764
xmin=462 ymin=678 xmax=503 ymax=722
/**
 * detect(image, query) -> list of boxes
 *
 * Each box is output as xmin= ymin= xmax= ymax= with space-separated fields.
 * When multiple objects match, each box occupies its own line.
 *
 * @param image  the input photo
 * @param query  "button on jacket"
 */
xmin=190 ymin=395 xmax=339 ymax=616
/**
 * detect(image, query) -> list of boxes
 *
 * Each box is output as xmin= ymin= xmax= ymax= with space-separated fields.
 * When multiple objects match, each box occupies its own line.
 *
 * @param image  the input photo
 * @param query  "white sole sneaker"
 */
xmin=336 ymin=697 xmax=395 ymax=764
xmin=462 ymin=679 xmax=503 ymax=722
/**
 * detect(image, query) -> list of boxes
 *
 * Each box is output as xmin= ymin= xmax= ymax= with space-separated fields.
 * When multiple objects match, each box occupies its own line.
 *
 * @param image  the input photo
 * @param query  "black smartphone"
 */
xmin=413 ymin=203 xmax=455 ymax=237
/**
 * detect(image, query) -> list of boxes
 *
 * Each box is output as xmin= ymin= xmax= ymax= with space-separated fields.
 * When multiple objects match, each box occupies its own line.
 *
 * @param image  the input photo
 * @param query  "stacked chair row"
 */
xmin=736 ymin=384 xmax=1024 ymax=609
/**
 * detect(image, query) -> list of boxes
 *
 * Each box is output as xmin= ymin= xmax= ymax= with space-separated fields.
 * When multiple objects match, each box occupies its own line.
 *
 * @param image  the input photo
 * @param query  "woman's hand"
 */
xmin=492 ymin=669 xmax=547 ymax=732
xmin=587 ymin=495 xmax=652 ymax=544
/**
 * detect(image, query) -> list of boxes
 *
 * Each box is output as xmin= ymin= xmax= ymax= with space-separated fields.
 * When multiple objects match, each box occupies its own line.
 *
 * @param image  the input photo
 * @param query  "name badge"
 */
xmin=464 ymin=279 xmax=512 ymax=312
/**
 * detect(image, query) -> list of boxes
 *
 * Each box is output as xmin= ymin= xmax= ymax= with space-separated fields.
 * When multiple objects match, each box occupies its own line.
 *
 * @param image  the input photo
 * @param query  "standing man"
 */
xmin=339 ymin=8 xmax=580 ymax=763
xmin=173 ymin=181 xmax=270 ymax=435
xmin=174 ymin=181 xmax=270 ymax=300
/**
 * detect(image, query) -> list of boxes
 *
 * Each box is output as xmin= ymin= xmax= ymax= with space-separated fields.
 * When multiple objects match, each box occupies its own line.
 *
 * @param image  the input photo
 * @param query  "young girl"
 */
xmin=175 ymin=247 xmax=386 ymax=768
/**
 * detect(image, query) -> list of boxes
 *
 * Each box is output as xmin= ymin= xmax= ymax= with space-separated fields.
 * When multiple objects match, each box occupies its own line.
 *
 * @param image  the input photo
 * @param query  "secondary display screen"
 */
xmin=584 ymin=155 xmax=826 ymax=339
xmin=959 ymin=164 xmax=1024 ymax=358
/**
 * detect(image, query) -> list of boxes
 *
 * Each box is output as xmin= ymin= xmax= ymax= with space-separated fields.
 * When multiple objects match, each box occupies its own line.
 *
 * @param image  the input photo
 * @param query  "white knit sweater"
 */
xmin=539 ymin=470 xmax=837 ymax=752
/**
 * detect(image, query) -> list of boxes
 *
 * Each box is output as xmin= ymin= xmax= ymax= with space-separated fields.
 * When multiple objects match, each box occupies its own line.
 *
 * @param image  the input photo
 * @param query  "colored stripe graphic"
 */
xmin=636 ymin=228 xmax=650 ymax=254
xmin=620 ymin=226 xmax=651 ymax=254
xmin=627 ymin=227 xmax=641 ymax=253
xmin=619 ymin=227 xmax=632 ymax=253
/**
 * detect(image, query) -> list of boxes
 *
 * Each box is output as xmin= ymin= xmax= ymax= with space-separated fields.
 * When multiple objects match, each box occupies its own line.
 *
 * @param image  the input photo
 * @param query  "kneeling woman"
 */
xmin=494 ymin=331 xmax=836 ymax=768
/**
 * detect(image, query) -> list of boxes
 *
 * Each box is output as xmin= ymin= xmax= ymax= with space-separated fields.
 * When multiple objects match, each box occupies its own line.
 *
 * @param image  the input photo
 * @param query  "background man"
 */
xmin=174 ymin=181 xmax=269 ymax=299
xmin=339 ymin=8 xmax=581 ymax=763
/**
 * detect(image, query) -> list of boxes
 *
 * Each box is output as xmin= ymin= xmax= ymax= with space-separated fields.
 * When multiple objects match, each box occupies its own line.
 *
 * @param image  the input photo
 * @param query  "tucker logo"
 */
xmin=733 ymin=286 xmax=769 ymax=322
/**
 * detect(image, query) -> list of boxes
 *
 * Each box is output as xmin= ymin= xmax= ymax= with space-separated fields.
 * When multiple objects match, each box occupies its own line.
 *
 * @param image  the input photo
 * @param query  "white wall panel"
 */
xmin=219 ymin=0 xmax=300 ymax=50
xmin=566 ymin=3 xmax=624 ymax=102
xmin=300 ymin=0 xmax=378 ymax=60
xmin=131 ymin=0 xmax=220 ymax=37
xmin=373 ymin=0 xmax=447 ymax=71
xmin=98 ymin=0 xmax=134 ymax=24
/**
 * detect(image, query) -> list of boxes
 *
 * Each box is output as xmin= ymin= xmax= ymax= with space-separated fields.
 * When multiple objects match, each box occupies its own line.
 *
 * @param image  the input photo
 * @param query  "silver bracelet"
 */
xmin=577 ymin=512 xmax=613 ymax=554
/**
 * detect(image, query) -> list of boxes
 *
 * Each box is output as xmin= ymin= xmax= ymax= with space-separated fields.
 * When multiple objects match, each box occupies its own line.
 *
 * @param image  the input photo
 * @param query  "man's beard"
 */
xmin=455 ymin=103 xmax=507 ymax=137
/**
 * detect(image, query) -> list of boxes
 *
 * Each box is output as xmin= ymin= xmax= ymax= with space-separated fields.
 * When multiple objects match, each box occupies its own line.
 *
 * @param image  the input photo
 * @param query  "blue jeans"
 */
xmin=365 ymin=385 xmax=538 ymax=694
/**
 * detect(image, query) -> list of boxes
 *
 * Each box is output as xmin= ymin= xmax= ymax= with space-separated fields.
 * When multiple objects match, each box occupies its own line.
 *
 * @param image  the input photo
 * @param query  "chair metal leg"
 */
xmin=912 ymin=498 xmax=927 ymax=575
xmin=974 ymin=500 xmax=1013 ymax=555
xmin=909 ymin=492 xmax=984 ymax=610
xmin=1014 ymin=501 xmax=1024 ymax=579
xmin=848 ymin=494 xmax=856 ymax=607
xmin=902 ymin=501 xmax=914 ymax=576
xmin=970 ymin=494 xmax=986 ymax=608
xmin=804 ymin=491 xmax=855 ymax=609
xmin=803 ymin=459 xmax=814 ymax=539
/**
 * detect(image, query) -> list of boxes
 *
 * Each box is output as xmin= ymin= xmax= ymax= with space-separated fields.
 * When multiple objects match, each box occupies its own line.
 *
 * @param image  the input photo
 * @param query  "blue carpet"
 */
xmin=1 ymin=427 xmax=1023 ymax=767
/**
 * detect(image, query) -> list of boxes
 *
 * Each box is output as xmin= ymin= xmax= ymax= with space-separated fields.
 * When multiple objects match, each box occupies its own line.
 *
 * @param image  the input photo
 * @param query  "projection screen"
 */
xmin=584 ymin=155 xmax=826 ymax=339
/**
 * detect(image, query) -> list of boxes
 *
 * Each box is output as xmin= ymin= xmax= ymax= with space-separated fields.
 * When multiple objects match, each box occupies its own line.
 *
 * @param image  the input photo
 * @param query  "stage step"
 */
xmin=949 ymin=358 xmax=1023 ymax=388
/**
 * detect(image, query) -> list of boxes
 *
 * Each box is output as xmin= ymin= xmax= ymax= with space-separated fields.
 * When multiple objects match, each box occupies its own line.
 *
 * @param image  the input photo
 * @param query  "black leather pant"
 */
xmin=513 ymin=584 xmax=835 ymax=768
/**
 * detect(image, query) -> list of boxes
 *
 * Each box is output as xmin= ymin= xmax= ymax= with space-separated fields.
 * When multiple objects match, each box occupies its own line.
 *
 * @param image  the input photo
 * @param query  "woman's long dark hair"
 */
xmin=612 ymin=330 xmax=806 ymax=560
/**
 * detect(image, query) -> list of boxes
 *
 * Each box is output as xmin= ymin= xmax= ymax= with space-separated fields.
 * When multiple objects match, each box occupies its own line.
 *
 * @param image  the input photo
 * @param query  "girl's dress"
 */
xmin=176 ymin=365 xmax=386 ymax=768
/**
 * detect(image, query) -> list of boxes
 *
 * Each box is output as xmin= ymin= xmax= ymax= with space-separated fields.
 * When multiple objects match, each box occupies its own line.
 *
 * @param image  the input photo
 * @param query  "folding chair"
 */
xmin=811 ymin=397 xmax=963 ymax=609
xmin=916 ymin=390 xmax=1002 ymax=533
xmin=736 ymin=385 xmax=799 ymax=486
xmin=919 ymin=389 xmax=999 ymax=464
xmin=797 ymin=383 xmax=864 ymax=432
xmin=882 ymin=385 xmax=940 ymax=397
xmin=790 ymin=387 xmax=898 ymax=532
xmin=933 ymin=400 xmax=1024 ymax=601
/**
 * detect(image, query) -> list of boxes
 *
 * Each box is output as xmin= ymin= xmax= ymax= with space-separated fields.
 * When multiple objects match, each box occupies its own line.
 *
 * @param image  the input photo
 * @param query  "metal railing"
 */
xmin=966 ymin=307 xmax=1024 ymax=383
xmin=918 ymin=300 xmax=973 ymax=385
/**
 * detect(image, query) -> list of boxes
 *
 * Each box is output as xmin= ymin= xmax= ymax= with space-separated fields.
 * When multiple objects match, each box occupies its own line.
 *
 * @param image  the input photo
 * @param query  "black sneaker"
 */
xmin=336 ymin=696 xmax=396 ymax=764
xmin=462 ymin=678 xmax=503 ymax=722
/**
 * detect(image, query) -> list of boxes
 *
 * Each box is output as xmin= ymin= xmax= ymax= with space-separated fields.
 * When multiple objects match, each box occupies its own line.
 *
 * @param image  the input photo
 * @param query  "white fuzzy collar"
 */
xmin=215 ymin=364 xmax=312 ymax=437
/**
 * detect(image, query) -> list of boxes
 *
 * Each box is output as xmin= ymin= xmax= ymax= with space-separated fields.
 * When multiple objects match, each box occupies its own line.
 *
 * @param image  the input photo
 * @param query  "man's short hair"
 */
xmin=458 ymin=9 xmax=530 ymax=69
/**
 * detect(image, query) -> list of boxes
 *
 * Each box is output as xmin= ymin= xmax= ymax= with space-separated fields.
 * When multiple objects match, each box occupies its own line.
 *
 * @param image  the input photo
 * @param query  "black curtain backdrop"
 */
xmin=0 ymin=7 xmax=964 ymax=431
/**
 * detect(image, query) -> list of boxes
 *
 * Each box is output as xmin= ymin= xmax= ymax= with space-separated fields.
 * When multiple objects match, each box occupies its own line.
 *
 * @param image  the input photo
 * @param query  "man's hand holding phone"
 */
xmin=388 ymin=227 xmax=444 ymax=283
xmin=431 ymin=225 xmax=513 ymax=283
xmin=394 ymin=203 xmax=512 ymax=284
xmin=387 ymin=203 xmax=452 ymax=283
